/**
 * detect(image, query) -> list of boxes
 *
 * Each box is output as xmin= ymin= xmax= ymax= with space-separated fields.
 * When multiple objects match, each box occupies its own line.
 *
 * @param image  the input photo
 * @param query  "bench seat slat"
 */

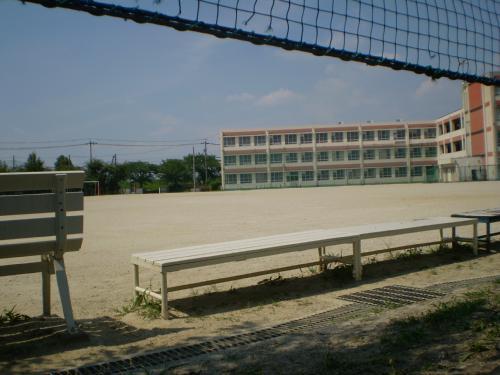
xmin=132 ymin=230 xmax=339 ymax=262
xmin=0 ymin=192 xmax=83 ymax=215
xmin=131 ymin=217 xmax=477 ymax=272
xmin=0 ymin=171 xmax=84 ymax=192
xmin=0 ymin=238 xmax=83 ymax=259
xmin=0 ymin=216 xmax=83 ymax=241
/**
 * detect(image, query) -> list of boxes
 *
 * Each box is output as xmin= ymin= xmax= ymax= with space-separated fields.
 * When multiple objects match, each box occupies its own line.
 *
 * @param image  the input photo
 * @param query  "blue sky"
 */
xmin=0 ymin=0 xmax=463 ymax=167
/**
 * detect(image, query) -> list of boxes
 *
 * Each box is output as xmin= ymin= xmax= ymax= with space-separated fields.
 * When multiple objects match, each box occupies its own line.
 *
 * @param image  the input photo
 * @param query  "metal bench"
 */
xmin=0 ymin=171 xmax=85 ymax=333
xmin=131 ymin=216 xmax=477 ymax=319
xmin=452 ymin=208 xmax=500 ymax=250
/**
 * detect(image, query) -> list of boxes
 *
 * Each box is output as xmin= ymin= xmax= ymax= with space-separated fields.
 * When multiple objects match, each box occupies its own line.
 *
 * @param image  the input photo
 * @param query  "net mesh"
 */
xmin=24 ymin=0 xmax=500 ymax=85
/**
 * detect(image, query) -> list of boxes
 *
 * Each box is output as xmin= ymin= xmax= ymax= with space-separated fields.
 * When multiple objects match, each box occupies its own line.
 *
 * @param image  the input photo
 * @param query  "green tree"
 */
xmin=183 ymin=153 xmax=221 ymax=187
xmin=159 ymin=159 xmax=190 ymax=192
xmin=122 ymin=161 xmax=156 ymax=188
xmin=24 ymin=152 xmax=45 ymax=171
xmin=0 ymin=161 xmax=8 ymax=173
xmin=54 ymin=155 xmax=75 ymax=171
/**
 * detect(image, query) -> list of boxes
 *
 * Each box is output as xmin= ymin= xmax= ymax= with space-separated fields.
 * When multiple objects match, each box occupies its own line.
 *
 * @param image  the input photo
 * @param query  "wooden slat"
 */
xmin=0 ymin=216 xmax=83 ymax=240
xmin=0 ymin=171 xmax=84 ymax=192
xmin=0 ymin=192 xmax=83 ymax=215
xmin=0 ymin=238 xmax=83 ymax=259
xmin=0 ymin=262 xmax=44 ymax=277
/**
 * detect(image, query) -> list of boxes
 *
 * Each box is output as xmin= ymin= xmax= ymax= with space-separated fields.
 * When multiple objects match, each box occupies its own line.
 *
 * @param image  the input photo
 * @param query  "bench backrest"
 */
xmin=0 ymin=171 xmax=85 ymax=260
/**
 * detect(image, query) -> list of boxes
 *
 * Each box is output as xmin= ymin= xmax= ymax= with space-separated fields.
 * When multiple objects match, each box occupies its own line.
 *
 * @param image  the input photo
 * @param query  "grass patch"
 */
xmin=0 ymin=306 xmax=30 ymax=325
xmin=117 ymin=291 xmax=161 ymax=320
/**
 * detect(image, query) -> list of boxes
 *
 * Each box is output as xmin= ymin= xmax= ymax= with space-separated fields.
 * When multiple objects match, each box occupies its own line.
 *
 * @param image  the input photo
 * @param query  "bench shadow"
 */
xmin=0 ymin=315 xmax=187 ymax=363
xmin=169 ymin=244 xmax=497 ymax=318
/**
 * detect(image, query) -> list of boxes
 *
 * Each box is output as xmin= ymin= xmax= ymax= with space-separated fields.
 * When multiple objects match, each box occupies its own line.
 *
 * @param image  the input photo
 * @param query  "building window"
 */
xmin=409 ymin=129 xmax=421 ymax=139
xmin=302 ymin=152 xmax=313 ymax=162
xmin=239 ymin=136 xmax=251 ymax=147
xmin=395 ymin=167 xmax=407 ymax=177
xmin=239 ymin=155 xmax=252 ymax=165
xmin=316 ymin=133 xmax=328 ymax=143
xmin=270 ymin=153 xmax=283 ymax=164
xmin=454 ymin=140 xmax=463 ymax=152
xmin=318 ymin=170 xmax=330 ymax=180
xmin=332 ymin=132 xmax=344 ymax=143
xmin=444 ymin=122 xmax=451 ymax=133
xmin=223 ymin=137 xmax=236 ymax=147
xmin=271 ymin=172 xmax=283 ymax=182
xmin=332 ymin=151 xmax=345 ymax=161
xmin=410 ymin=148 xmax=422 ymax=158
xmin=301 ymin=171 xmax=314 ymax=181
xmin=285 ymin=134 xmax=297 ymax=144
xmin=445 ymin=143 xmax=452 ymax=153
xmin=348 ymin=150 xmax=360 ymax=160
xmin=424 ymin=128 xmax=436 ymax=139
xmin=378 ymin=149 xmax=391 ymax=159
xmin=497 ymin=130 xmax=500 ymax=147
xmin=286 ymin=153 xmax=298 ymax=163
xmin=300 ymin=133 xmax=313 ymax=144
xmin=225 ymin=174 xmax=237 ymax=184
xmin=347 ymin=131 xmax=359 ymax=142
xmin=255 ymin=173 xmax=268 ymax=183
xmin=348 ymin=169 xmax=361 ymax=179
xmin=332 ymin=169 xmax=345 ymax=180
xmin=286 ymin=171 xmax=299 ymax=182
xmin=362 ymin=131 xmax=375 ymax=141
xmin=395 ymin=148 xmax=406 ymax=159
xmin=425 ymin=147 xmax=437 ymax=157
xmin=378 ymin=130 xmax=390 ymax=140
xmin=270 ymin=135 xmax=282 ymax=145
xmin=240 ymin=173 xmax=252 ymax=184
xmin=317 ymin=151 xmax=329 ymax=162
xmin=363 ymin=149 xmax=375 ymax=160
xmin=364 ymin=168 xmax=376 ymax=178
xmin=380 ymin=168 xmax=392 ymax=178
xmin=254 ymin=135 xmax=266 ymax=146
xmin=452 ymin=118 xmax=462 ymax=130
xmin=255 ymin=154 xmax=267 ymax=164
xmin=224 ymin=155 xmax=236 ymax=165
xmin=411 ymin=166 xmax=423 ymax=177
xmin=394 ymin=129 xmax=406 ymax=140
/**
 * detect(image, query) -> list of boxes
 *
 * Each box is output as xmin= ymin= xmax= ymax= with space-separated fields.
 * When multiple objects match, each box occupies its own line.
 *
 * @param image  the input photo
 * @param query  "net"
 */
xmin=23 ymin=0 xmax=500 ymax=85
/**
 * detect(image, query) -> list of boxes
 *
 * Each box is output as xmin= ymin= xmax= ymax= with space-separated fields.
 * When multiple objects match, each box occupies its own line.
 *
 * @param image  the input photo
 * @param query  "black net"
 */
xmin=24 ymin=0 xmax=500 ymax=85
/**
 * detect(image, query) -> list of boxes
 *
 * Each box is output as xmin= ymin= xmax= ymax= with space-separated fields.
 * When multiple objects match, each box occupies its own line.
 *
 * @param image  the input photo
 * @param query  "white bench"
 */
xmin=0 ymin=171 xmax=85 ymax=333
xmin=131 ymin=217 xmax=478 ymax=319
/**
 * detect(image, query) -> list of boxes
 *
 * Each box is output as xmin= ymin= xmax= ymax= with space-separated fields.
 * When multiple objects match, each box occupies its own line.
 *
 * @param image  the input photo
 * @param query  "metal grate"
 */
xmin=49 ymin=276 xmax=498 ymax=375
xmin=337 ymin=285 xmax=445 ymax=306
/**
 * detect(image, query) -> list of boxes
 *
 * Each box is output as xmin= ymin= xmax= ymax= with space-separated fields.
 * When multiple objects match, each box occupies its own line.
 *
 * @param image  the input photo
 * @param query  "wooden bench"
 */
xmin=452 ymin=208 xmax=500 ymax=250
xmin=131 ymin=217 xmax=477 ymax=319
xmin=0 ymin=171 xmax=85 ymax=333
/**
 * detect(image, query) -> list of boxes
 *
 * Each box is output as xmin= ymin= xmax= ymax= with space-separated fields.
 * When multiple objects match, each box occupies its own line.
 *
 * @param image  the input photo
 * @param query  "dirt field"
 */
xmin=1 ymin=181 xmax=500 ymax=373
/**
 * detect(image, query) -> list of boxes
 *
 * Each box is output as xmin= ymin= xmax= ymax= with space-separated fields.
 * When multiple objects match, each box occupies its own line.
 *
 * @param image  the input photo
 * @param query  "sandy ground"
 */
xmin=1 ymin=181 xmax=500 ymax=373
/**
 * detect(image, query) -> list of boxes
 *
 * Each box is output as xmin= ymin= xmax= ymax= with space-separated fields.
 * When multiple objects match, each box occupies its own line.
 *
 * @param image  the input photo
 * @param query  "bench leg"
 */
xmin=318 ymin=247 xmax=326 ymax=272
xmin=473 ymin=223 xmax=478 ymax=256
xmin=486 ymin=222 xmax=491 ymax=251
xmin=161 ymin=272 xmax=168 ymax=319
xmin=451 ymin=227 xmax=457 ymax=250
xmin=133 ymin=264 xmax=139 ymax=298
xmin=439 ymin=228 xmax=444 ymax=247
xmin=352 ymin=239 xmax=362 ymax=281
xmin=42 ymin=255 xmax=51 ymax=316
xmin=53 ymin=257 xmax=78 ymax=333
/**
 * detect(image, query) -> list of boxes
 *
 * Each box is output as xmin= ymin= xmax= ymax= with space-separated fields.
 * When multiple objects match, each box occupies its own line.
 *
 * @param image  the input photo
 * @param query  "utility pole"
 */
xmin=192 ymin=145 xmax=196 ymax=191
xmin=111 ymin=154 xmax=117 ymax=166
xmin=89 ymin=139 xmax=95 ymax=163
xmin=12 ymin=155 xmax=15 ymax=170
xmin=204 ymin=139 xmax=208 ymax=185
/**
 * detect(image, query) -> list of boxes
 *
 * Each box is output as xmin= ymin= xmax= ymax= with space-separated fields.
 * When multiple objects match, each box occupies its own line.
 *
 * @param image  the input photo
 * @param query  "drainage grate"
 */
xmin=336 ymin=285 xmax=445 ymax=306
xmin=49 ymin=304 xmax=369 ymax=375
xmin=48 ymin=275 xmax=499 ymax=375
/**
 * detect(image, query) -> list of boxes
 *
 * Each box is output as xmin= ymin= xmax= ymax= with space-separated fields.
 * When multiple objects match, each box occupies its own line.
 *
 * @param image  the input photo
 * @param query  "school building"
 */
xmin=220 ymin=78 xmax=500 ymax=190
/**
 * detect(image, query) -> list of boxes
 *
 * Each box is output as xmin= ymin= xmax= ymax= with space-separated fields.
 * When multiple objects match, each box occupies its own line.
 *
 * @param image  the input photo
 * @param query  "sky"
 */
xmin=0 ymin=0 xmax=464 ymax=167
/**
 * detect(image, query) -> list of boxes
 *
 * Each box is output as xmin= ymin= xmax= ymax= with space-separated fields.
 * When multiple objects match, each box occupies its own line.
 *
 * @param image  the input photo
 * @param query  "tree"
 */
xmin=122 ymin=161 xmax=156 ymax=188
xmin=183 ymin=153 xmax=221 ymax=187
xmin=24 ymin=152 xmax=45 ymax=171
xmin=159 ymin=159 xmax=190 ymax=192
xmin=54 ymin=155 xmax=75 ymax=171
xmin=0 ymin=161 xmax=8 ymax=173
xmin=85 ymin=159 xmax=127 ymax=194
